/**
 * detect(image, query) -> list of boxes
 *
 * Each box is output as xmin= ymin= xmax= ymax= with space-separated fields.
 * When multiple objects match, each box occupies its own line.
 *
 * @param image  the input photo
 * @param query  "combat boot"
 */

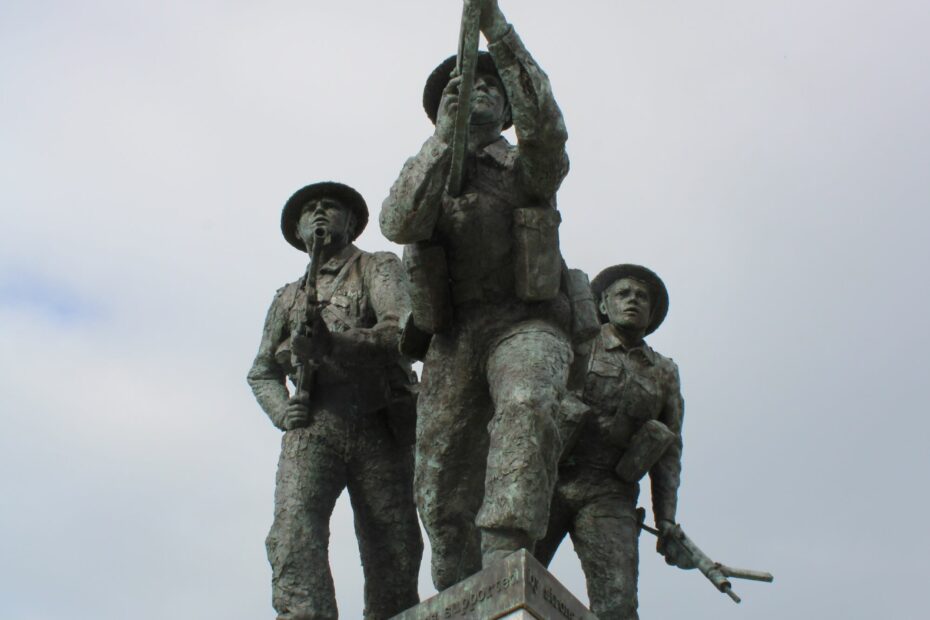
xmin=480 ymin=527 xmax=533 ymax=567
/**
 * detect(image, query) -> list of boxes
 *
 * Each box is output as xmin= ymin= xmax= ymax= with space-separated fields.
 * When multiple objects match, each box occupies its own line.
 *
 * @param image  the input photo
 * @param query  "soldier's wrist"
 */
xmin=484 ymin=18 xmax=511 ymax=43
xmin=656 ymin=517 xmax=676 ymax=530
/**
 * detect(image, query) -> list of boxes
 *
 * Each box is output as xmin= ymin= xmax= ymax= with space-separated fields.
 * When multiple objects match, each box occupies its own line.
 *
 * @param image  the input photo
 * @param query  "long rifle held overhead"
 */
xmin=447 ymin=0 xmax=482 ymax=197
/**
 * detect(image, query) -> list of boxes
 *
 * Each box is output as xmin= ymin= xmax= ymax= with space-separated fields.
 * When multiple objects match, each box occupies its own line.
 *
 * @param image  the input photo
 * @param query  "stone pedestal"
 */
xmin=391 ymin=549 xmax=597 ymax=620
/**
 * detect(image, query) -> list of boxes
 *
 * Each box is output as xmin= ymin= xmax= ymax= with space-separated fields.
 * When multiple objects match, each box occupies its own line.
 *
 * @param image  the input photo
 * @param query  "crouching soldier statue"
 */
xmin=535 ymin=264 xmax=694 ymax=620
xmin=247 ymin=182 xmax=422 ymax=620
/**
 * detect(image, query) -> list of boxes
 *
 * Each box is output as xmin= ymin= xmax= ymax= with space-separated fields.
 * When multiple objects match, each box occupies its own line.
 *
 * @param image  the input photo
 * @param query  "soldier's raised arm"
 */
xmin=482 ymin=0 xmax=569 ymax=201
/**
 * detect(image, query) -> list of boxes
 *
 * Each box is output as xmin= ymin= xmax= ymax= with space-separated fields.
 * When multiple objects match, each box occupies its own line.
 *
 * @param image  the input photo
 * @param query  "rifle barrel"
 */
xmin=295 ymin=226 xmax=328 ymax=395
xmin=448 ymin=0 xmax=481 ymax=197
xmin=723 ymin=586 xmax=741 ymax=604
xmin=636 ymin=516 xmax=772 ymax=603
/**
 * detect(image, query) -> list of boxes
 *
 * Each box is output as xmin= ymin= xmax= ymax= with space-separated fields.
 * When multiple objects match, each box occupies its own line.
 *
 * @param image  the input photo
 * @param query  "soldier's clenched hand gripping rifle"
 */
xmin=447 ymin=0 xmax=482 ymax=197
xmin=638 ymin=509 xmax=774 ymax=604
xmin=292 ymin=226 xmax=328 ymax=399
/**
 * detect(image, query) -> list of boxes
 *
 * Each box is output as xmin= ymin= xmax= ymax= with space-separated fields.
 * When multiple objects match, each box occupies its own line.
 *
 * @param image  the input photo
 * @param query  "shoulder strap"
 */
xmin=320 ymin=250 xmax=363 ymax=303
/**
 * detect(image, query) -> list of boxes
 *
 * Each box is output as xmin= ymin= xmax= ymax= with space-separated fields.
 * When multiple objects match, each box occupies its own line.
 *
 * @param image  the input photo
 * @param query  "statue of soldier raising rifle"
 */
xmin=380 ymin=0 xmax=587 ymax=591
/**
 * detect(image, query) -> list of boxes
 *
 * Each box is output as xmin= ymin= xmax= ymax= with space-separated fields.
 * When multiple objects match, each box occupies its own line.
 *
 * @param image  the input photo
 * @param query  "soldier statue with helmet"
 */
xmin=247 ymin=182 xmax=422 ymax=620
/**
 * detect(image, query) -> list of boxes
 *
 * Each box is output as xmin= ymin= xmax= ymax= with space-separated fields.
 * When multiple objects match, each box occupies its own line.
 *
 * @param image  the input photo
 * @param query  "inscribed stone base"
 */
xmin=391 ymin=549 xmax=597 ymax=620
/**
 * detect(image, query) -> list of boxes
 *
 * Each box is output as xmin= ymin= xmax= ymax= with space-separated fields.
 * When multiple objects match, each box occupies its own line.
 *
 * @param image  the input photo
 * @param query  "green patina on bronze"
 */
xmin=248 ymin=182 xmax=422 ymax=620
xmin=246 ymin=2 xmax=774 ymax=618
xmin=380 ymin=0 xmax=576 ymax=592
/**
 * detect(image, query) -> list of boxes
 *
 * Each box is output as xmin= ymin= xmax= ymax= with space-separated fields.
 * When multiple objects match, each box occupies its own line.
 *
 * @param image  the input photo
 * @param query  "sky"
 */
xmin=1 ymin=0 xmax=929 ymax=618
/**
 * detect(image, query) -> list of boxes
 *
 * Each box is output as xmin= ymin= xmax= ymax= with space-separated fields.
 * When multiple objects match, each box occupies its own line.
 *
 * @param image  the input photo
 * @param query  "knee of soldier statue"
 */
xmin=502 ymin=386 xmax=559 ymax=417
xmin=480 ymin=527 xmax=533 ymax=568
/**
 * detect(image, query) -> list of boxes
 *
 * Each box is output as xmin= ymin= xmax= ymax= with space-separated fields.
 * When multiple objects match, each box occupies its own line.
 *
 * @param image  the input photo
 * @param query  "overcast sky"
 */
xmin=1 ymin=1 xmax=928 ymax=618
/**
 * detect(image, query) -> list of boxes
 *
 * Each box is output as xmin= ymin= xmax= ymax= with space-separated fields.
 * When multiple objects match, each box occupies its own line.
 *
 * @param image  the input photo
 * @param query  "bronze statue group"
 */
xmin=248 ymin=2 xmax=736 ymax=619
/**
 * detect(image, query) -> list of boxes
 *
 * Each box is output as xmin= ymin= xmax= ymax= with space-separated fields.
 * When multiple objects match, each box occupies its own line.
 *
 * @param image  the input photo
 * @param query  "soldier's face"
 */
xmin=471 ymin=72 xmax=509 ymax=126
xmin=297 ymin=198 xmax=353 ymax=249
xmin=601 ymin=278 xmax=653 ymax=333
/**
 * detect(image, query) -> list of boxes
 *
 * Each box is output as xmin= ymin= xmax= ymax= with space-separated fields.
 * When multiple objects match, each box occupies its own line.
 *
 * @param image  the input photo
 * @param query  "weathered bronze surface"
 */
xmin=380 ymin=0 xmax=575 ymax=591
xmin=536 ymin=265 xmax=686 ymax=620
xmin=391 ymin=550 xmax=596 ymax=620
xmin=248 ymin=182 xmax=422 ymax=620
xmin=245 ymin=1 xmax=776 ymax=616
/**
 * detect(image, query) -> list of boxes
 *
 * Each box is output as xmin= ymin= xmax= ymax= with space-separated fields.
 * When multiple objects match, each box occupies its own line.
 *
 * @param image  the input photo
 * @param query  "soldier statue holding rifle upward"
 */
xmin=244 ymin=0 xmax=775 ymax=615
xmin=381 ymin=0 xmax=596 ymax=592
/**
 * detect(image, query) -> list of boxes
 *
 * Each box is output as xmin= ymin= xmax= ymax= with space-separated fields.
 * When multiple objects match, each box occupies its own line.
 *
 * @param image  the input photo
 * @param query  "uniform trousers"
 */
xmin=415 ymin=309 xmax=572 ymax=590
xmin=535 ymin=467 xmax=642 ymax=620
xmin=266 ymin=407 xmax=422 ymax=620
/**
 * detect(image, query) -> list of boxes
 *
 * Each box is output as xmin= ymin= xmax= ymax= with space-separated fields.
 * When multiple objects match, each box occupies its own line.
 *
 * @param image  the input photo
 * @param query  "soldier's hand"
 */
xmin=291 ymin=333 xmax=314 ymax=361
xmin=291 ymin=317 xmax=331 ymax=363
xmin=302 ymin=300 xmax=320 ymax=325
xmin=309 ymin=314 xmax=332 ymax=357
xmin=478 ymin=0 xmax=508 ymax=41
xmin=435 ymin=75 xmax=462 ymax=145
xmin=284 ymin=393 xmax=311 ymax=430
xmin=657 ymin=520 xmax=698 ymax=570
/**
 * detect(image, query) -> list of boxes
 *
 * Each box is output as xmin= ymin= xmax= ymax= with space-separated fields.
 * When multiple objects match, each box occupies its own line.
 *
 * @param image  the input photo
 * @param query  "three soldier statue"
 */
xmin=247 ymin=1 xmax=769 ymax=619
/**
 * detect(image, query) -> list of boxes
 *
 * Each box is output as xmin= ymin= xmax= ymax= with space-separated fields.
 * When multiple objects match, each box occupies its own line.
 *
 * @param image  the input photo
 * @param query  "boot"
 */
xmin=480 ymin=527 xmax=533 ymax=568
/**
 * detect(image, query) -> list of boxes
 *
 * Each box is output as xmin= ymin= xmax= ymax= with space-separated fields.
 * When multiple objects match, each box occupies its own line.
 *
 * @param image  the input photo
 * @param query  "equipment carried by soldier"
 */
xmin=513 ymin=207 xmax=563 ymax=301
xmin=614 ymin=419 xmax=676 ymax=483
xmin=564 ymin=267 xmax=601 ymax=345
xmin=637 ymin=510 xmax=774 ymax=604
xmin=403 ymin=241 xmax=452 ymax=335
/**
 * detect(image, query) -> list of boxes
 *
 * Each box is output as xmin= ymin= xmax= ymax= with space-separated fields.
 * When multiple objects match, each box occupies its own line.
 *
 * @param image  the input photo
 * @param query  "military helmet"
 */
xmin=280 ymin=182 xmax=369 ymax=251
xmin=591 ymin=264 xmax=669 ymax=335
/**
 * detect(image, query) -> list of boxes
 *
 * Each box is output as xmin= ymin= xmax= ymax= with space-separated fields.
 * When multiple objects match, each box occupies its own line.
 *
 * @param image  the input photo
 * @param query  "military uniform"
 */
xmin=248 ymin=241 xmax=422 ymax=620
xmin=380 ymin=26 xmax=573 ymax=589
xmin=535 ymin=322 xmax=684 ymax=620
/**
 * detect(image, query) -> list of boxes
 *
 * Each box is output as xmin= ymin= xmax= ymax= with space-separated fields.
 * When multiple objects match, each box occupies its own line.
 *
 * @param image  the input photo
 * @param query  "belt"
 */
xmin=450 ymin=270 xmax=514 ymax=305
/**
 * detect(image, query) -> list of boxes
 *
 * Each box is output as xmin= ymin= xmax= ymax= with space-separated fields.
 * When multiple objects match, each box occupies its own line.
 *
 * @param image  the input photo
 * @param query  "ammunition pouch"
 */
xmin=403 ymin=241 xmax=452 ymax=334
xmin=513 ymin=207 xmax=562 ymax=302
xmin=614 ymin=419 xmax=676 ymax=483
xmin=563 ymin=268 xmax=601 ymax=346
xmin=384 ymin=365 xmax=419 ymax=447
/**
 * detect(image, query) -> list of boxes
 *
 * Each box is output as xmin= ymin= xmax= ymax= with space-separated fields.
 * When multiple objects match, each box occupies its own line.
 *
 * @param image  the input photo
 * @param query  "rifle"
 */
xmin=637 ymin=508 xmax=774 ymax=604
xmin=447 ymin=0 xmax=482 ymax=197
xmin=292 ymin=226 xmax=328 ymax=399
